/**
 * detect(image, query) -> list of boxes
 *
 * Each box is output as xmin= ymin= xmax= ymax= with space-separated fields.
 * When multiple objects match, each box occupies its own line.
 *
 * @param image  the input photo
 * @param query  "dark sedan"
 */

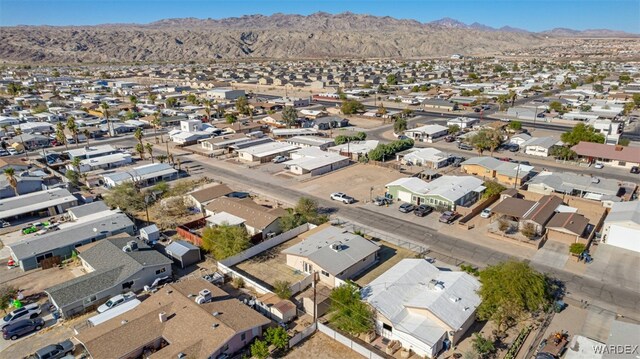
xmin=414 ymin=205 xmax=434 ymax=217
xmin=2 ymin=318 xmax=45 ymax=340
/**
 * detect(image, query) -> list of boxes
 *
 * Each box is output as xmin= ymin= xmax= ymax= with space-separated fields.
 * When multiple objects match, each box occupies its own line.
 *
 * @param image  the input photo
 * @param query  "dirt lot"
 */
xmin=0 ymin=260 xmax=80 ymax=294
xmin=343 ymin=116 xmax=386 ymax=129
xmin=233 ymin=236 xmax=307 ymax=288
xmin=293 ymin=163 xmax=405 ymax=204
xmin=354 ymin=240 xmax=418 ymax=286
xmin=285 ymin=333 xmax=363 ymax=359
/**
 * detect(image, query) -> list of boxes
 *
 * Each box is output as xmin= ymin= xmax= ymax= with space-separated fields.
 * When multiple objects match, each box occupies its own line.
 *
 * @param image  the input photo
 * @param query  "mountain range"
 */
xmin=0 ymin=12 xmax=637 ymax=64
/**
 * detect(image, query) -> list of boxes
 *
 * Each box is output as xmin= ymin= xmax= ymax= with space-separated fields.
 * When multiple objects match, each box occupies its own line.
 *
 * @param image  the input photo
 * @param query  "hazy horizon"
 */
xmin=0 ymin=0 xmax=638 ymax=33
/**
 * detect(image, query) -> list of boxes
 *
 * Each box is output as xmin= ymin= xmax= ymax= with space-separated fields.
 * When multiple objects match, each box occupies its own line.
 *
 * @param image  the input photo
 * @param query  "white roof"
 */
xmin=66 ymin=145 xmax=117 ymax=158
xmin=288 ymin=152 xmax=348 ymax=171
xmin=206 ymin=211 xmax=246 ymax=226
xmin=387 ymin=176 xmax=484 ymax=202
xmin=81 ymin=153 xmax=131 ymax=167
xmin=403 ymin=148 xmax=449 ymax=163
xmin=328 ymin=140 xmax=379 ymax=154
xmin=605 ymin=201 xmax=640 ymax=225
xmin=0 ymin=188 xmax=76 ymax=220
xmin=363 ymin=259 xmax=480 ymax=346
xmin=406 ymin=124 xmax=448 ymax=135
xmin=238 ymin=142 xmax=299 ymax=157
xmin=564 ymin=335 xmax=604 ymax=359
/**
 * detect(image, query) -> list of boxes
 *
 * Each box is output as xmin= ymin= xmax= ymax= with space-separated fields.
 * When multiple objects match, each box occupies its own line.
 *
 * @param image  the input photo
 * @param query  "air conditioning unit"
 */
xmin=195 ymin=289 xmax=212 ymax=304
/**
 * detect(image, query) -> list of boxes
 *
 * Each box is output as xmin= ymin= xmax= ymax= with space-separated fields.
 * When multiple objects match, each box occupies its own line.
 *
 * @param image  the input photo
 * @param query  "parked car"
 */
xmin=0 ymin=220 xmax=10 ymax=228
xmin=373 ymin=196 xmax=392 ymax=206
xmin=2 ymin=318 xmax=45 ymax=340
xmin=1 ymin=303 xmax=41 ymax=329
xmin=594 ymin=162 xmax=604 ymax=169
xmin=414 ymin=205 xmax=434 ymax=217
xmin=398 ymin=203 xmax=415 ymax=213
xmin=31 ymin=340 xmax=75 ymax=359
xmin=330 ymin=192 xmax=355 ymax=204
xmin=21 ymin=222 xmax=48 ymax=235
xmin=508 ymin=144 xmax=520 ymax=152
xmin=480 ymin=208 xmax=492 ymax=218
xmin=272 ymin=155 xmax=288 ymax=163
xmin=444 ymin=135 xmax=455 ymax=142
xmin=458 ymin=143 xmax=473 ymax=151
xmin=630 ymin=166 xmax=639 ymax=174
xmin=439 ymin=211 xmax=457 ymax=224
xmin=97 ymin=292 xmax=136 ymax=314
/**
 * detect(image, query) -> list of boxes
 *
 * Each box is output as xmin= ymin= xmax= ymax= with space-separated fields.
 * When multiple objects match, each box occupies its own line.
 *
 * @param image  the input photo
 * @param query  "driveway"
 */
xmin=0 ymin=312 xmax=73 ymax=357
xmin=531 ymin=241 xmax=569 ymax=270
xmin=586 ymin=244 xmax=640 ymax=293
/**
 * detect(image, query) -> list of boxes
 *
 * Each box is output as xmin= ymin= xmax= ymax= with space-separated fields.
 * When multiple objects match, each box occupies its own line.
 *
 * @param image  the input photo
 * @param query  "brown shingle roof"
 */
xmin=546 ymin=212 xmax=589 ymax=236
xmin=492 ymin=197 xmax=537 ymax=218
xmin=524 ymin=195 xmax=564 ymax=226
xmin=189 ymin=184 xmax=233 ymax=205
xmin=205 ymin=198 xmax=283 ymax=230
xmin=75 ymin=279 xmax=269 ymax=359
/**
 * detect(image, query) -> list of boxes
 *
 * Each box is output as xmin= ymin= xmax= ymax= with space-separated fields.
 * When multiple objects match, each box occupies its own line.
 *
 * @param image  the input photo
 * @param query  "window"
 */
xmin=84 ymin=295 xmax=97 ymax=305
xmin=155 ymin=268 xmax=166 ymax=275
xmin=382 ymin=323 xmax=393 ymax=332
xmin=122 ymin=281 xmax=134 ymax=290
xmin=321 ymin=270 xmax=329 ymax=277
xmin=241 ymin=333 xmax=246 ymax=341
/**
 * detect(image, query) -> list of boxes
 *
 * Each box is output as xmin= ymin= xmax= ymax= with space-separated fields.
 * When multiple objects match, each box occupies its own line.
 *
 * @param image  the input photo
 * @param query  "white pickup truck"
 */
xmin=97 ymin=292 xmax=136 ymax=314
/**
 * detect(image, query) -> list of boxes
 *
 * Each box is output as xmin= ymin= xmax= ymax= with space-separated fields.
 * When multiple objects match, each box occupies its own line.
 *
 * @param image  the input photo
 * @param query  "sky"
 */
xmin=0 ymin=0 xmax=638 ymax=33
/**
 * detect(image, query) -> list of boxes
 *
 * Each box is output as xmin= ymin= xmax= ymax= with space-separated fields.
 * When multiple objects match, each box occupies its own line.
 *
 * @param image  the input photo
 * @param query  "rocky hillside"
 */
xmin=0 ymin=12 xmax=632 ymax=63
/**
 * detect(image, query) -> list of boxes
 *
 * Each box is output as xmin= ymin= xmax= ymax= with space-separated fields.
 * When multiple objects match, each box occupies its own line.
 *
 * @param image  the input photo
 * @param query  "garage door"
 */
xmin=398 ymin=191 xmax=412 ymax=203
xmin=607 ymin=225 xmax=640 ymax=253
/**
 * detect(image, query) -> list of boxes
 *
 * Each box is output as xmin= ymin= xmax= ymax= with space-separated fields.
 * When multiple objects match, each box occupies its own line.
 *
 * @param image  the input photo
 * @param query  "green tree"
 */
xmin=386 ymin=74 xmax=398 ymax=85
xmin=632 ymin=94 xmax=640 ymax=107
xmin=265 ymin=326 xmax=289 ymax=352
xmin=66 ymin=116 xmax=79 ymax=148
xmin=52 ymin=69 xmax=60 ymax=77
xmin=282 ymin=106 xmax=298 ymax=128
xmin=235 ymin=96 xmax=251 ymax=116
xmin=280 ymin=197 xmax=328 ymax=231
xmin=6 ymin=82 xmax=23 ymax=96
xmin=250 ymin=339 xmax=269 ymax=359
xmin=134 ymin=127 xmax=144 ymax=147
xmin=477 ymin=261 xmax=550 ymax=331
xmin=560 ymin=123 xmax=605 ymax=146
xmin=201 ymin=224 xmax=251 ymax=260
xmin=550 ymin=146 xmax=577 ymax=160
xmin=472 ymin=333 xmax=496 ymax=358
xmin=329 ymin=281 xmax=374 ymax=335
xmin=334 ymin=132 xmax=366 ymax=145
xmin=273 ymin=280 xmax=292 ymax=300
xmin=483 ymin=181 xmax=506 ymax=199
xmin=186 ymin=93 xmax=197 ymax=105
xmin=623 ymin=102 xmax=634 ymax=115
xmin=165 ymin=97 xmax=177 ymax=108
xmin=569 ymin=243 xmax=587 ymax=255
xmin=618 ymin=138 xmax=630 ymax=147
xmin=135 ymin=142 xmax=145 ymax=160
xmin=469 ymin=129 xmax=502 ymax=155
xmin=393 ymin=118 xmax=407 ymax=134
xmin=341 ymin=100 xmax=365 ymax=115
xmin=104 ymin=182 xmax=145 ymax=213
xmin=55 ymin=122 xmax=68 ymax=151
xmin=100 ymin=102 xmax=114 ymax=138
xmin=145 ymin=143 xmax=154 ymax=163
xmin=618 ymin=74 xmax=631 ymax=83
xmin=508 ymin=121 xmax=522 ymax=131
xmin=225 ymin=113 xmax=237 ymax=126
xmin=368 ymin=138 xmax=414 ymax=161
xmin=65 ymin=169 xmax=80 ymax=186
xmin=129 ymin=95 xmax=138 ymax=106
xmin=592 ymin=84 xmax=604 ymax=93
xmin=548 ymin=101 xmax=564 ymax=113
xmin=151 ymin=112 xmax=162 ymax=143
xmin=448 ymin=124 xmax=461 ymax=134
xmin=3 ymin=168 xmax=18 ymax=196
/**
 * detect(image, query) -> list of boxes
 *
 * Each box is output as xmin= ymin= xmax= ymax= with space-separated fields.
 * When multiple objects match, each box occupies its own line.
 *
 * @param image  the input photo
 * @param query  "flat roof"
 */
xmin=0 ymin=188 xmax=76 ymax=220
xmin=66 ymin=145 xmax=117 ymax=158
xmin=103 ymin=163 xmax=177 ymax=184
xmin=238 ymin=142 xmax=299 ymax=157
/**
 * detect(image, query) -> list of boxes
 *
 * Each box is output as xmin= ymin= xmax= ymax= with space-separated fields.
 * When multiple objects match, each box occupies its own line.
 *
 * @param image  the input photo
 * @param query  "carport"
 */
xmin=165 ymin=240 xmax=201 ymax=269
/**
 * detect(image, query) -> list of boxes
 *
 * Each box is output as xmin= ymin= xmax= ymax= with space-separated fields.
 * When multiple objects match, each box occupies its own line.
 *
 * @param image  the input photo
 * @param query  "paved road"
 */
xmin=118 ymin=140 xmax=639 ymax=321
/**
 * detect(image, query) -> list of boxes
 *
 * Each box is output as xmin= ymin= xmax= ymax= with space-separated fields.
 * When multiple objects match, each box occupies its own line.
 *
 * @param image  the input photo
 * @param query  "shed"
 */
xmin=165 ymin=240 xmax=201 ymax=268
xmin=139 ymin=224 xmax=160 ymax=243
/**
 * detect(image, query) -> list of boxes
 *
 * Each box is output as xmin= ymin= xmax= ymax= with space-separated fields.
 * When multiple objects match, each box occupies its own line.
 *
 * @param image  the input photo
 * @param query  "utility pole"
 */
xmin=313 ymin=271 xmax=318 ymax=323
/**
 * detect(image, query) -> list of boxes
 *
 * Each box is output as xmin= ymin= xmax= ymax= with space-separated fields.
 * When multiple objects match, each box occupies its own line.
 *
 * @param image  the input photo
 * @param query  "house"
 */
xmin=310 ymin=116 xmax=349 ymax=130
xmin=102 ymin=163 xmax=178 ymax=188
xmin=271 ymin=128 xmax=319 ymax=138
xmin=284 ymin=136 xmax=335 ymax=150
xmin=0 ymin=187 xmax=78 ymax=222
xmin=328 ymin=140 xmax=379 ymax=161
xmin=601 ymin=201 xmax=640 ymax=253
xmin=165 ymin=240 xmax=202 ymax=268
xmin=446 ymin=117 xmax=478 ymax=129
xmin=491 ymin=195 xmax=564 ymax=235
xmin=282 ymin=225 xmax=379 ymax=288
xmin=507 ymin=106 xmax=545 ymax=120
xmin=423 ymin=99 xmax=458 ymax=112
xmin=0 ymin=157 xmax=30 ymax=172
xmin=185 ymin=183 xmax=233 ymax=212
xmin=0 ymin=175 xmax=43 ymax=199
xmin=526 ymin=171 xmax=628 ymax=202
xmin=205 ymin=197 xmax=286 ymax=240
xmin=508 ymin=133 xmax=532 ymax=147
xmin=199 ymin=133 xmax=253 ymax=152
xmin=461 ymin=157 xmax=533 ymax=187
xmin=385 ymin=176 xmax=484 ymax=211
xmin=255 ymin=292 xmax=297 ymax=323
xmin=8 ymin=205 xmax=135 ymax=271
xmin=522 ymin=137 xmax=560 ymax=157
xmin=45 ymin=236 xmax=172 ymax=318
xmin=545 ymin=212 xmax=590 ymax=244
xmin=206 ymin=88 xmax=246 ymax=100
xmin=14 ymin=133 xmax=50 ymax=149
xmin=236 ymin=142 xmax=299 ymax=163
xmin=399 ymin=148 xmax=451 ymax=169
xmin=74 ymin=279 xmax=270 ymax=359
xmin=66 ymin=145 xmax=119 ymax=160
xmin=286 ymin=147 xmax=350 ymax=176
xmin=362 ymin=259 xmax=481 ymax=358
xmin=68 ymin=153 xmax=133 ymax=173
xmin=571 ymin=142 xmax=640 ymax=169
xmin=405 ymin=124 xmax=448 ymax=143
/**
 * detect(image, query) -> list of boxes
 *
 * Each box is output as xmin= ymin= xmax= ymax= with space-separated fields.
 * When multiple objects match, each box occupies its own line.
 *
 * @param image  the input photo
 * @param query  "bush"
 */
xmin=368 ymin=138 xmax=414 ymax=161
xmin=569 ymin=243 xmax=587 ymax=255
xmin=334 ymin=132 xmax=366 ymax=145
xmin=232 ymin=277 xmax=245 ymax=289
xmin=460 ymin=264 xmax=480 ymax=276
xmin=250 ymin=339 xmax=269 ymax=359
xmin=498 ymin=219 xmax=510 ymax=232
xmin=274 ymin=280 xmax=292 ymax=299
xmin=0 ymin=285 xmax=18 ymax=311
xmin=520 ymin=223 xmax=537 ymax=239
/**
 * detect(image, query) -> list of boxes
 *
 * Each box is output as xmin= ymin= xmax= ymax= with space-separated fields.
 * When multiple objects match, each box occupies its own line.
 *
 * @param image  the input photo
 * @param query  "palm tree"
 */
xmin=136 ymin=143 xmax=145 ymax=160
xmin=3 ymin=168 xmax=18 ymax=196
xmin=66 ymin=117 xmax=79 ymax=148
xmin=151 ymin=112 xmax=161 ymax=143
xmin=83 ymin=128 xmax=91 ymax=148
xmin=202 ymin=99 xmax=212 ymax=122
xmin=145 ymin=143 xmax=154 ymax=163
xmin=134 ymin=128 xmax=144 ymax=148
xmin=176 ymin=158 xmax=181 ymax=172
xmin=14 ymin=128 xmax=29 ymax=161
xmin=156 ymin=155 xmax=167 ymax=163
xmin=100 ymin=102 xmax=114 ymax=138
xmin=55 ymin=122 xmax=68 ymax=151
xmin=168 ymin=153 xmax=174 ymax=165
xmin=70 ymin=157 xmax=82 ymax=173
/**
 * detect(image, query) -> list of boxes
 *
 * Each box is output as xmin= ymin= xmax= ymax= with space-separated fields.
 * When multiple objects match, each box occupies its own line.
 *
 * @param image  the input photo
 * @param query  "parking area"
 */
xmin=363 ymin=200 xmax=448 ymax=231
xmin=293 ymin=163 xmax=405 ymax=204
xmin=233 ymin=236 xmax=307 ymax=288
xmin=0 ymin=312 xmax=74 ymax=356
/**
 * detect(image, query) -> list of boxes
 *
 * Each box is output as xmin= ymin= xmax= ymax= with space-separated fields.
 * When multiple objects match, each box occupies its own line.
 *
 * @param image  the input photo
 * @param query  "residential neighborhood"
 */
xmin=1 ymin=3 xmax=640 ymax=359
